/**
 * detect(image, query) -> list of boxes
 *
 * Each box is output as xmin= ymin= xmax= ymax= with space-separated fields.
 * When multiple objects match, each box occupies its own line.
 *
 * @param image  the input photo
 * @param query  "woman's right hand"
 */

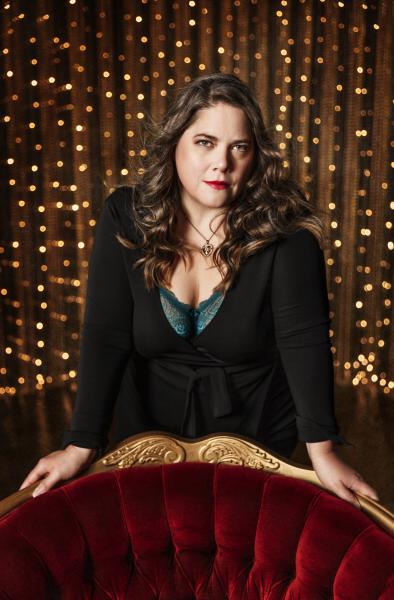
xmin=18 ymin=445 xmax=98 ymax=497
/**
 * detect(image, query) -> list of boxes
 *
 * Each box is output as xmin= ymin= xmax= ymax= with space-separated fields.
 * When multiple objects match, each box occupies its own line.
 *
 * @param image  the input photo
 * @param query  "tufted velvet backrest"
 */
xmin=0 ymin=462 xmax=394 ymax=599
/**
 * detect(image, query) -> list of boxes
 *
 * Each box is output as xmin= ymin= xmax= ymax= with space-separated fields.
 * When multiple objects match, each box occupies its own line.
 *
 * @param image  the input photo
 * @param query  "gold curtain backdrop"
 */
xmin=0 ymin=0 xmax=392 ymax=406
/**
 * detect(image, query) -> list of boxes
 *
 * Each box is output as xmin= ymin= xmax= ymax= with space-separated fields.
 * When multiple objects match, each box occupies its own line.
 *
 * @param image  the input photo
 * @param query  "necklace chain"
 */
xmin=181 ymin=209 xmax=224 ymax=257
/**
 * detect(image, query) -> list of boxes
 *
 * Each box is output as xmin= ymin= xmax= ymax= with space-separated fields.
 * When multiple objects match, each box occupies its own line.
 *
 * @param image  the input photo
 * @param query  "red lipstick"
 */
xmin=203 ymin=180 xmax=230 ymax=190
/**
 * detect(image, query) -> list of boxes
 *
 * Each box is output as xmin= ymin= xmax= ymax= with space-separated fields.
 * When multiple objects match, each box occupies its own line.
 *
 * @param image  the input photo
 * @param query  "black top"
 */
xmin=61 ymin=185 xmax=351 ymax=458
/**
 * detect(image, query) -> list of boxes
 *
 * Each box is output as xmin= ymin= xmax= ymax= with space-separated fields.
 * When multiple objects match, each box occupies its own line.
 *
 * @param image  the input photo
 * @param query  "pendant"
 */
xmin=201 ymin=241 xmax=214 ymax=256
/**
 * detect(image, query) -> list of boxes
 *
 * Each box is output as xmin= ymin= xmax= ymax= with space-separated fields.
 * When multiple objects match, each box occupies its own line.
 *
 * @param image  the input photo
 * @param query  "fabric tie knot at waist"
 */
xmin=147 ymin=349 xmax=279 ymax=439
xmin=182 ymin=365 xmax=234 ymax=437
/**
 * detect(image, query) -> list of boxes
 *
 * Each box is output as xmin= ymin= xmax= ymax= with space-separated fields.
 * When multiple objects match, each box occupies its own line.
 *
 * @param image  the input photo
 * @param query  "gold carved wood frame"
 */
xmin=1 ymin=432 xmax=393 ymax=537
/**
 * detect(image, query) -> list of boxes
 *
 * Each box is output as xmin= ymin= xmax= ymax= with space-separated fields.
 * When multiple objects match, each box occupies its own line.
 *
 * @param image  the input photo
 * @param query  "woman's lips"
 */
xmin=204 ymin=181 xmax=230 ymax=190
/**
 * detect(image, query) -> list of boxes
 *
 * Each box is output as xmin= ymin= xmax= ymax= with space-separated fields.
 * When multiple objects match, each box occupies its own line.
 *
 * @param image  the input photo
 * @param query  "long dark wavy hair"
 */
xmin=114 ymin=72 xmax=328 ymax=294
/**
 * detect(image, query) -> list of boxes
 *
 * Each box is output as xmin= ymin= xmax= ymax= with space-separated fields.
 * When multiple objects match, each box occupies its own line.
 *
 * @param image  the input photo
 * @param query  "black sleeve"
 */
xmin=271 ymin=228 xmax=354 ymax=447
xmin=61 ymin=187 xmax=135 ymax=458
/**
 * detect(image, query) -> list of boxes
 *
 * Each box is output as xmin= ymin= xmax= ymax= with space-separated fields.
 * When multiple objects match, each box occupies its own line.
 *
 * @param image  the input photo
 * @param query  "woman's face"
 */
xmin=174 ymin=102 xmax=255 ymax=213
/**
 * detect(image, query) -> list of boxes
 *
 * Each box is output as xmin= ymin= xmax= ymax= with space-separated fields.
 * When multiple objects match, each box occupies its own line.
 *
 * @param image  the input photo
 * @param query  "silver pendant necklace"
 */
xmin=181 ymin=210 xmax=224 ymax=257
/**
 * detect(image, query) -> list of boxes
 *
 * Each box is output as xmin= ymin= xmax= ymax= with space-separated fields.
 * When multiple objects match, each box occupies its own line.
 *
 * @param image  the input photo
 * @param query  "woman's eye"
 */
xmin=196 ymin=140 xmax=249 ymax=152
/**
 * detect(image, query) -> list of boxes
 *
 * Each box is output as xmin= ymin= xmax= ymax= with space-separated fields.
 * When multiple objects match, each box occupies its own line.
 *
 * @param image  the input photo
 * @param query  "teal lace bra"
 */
xmin=159 ymin=287 xmax=225 ymax=338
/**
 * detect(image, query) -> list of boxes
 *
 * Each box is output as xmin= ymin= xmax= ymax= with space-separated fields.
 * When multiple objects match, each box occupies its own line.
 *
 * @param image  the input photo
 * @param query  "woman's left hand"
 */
xmin=309 ymin=449 xmax=379 ymax=509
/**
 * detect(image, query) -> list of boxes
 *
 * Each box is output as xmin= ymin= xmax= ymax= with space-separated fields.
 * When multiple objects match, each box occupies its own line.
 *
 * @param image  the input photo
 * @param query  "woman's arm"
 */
xmin=19 ymin=186 xmax=136 ymax=495
xmin=61 ymin=186 xmax=135 ymax=458
xmin=306 ymin=439 xmax=378 ymax=507
xmin=271 ymin=228 xmax=379 ymax=506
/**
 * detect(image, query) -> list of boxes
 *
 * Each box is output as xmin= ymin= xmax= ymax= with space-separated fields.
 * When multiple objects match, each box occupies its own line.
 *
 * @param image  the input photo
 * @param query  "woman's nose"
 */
xmin=212 ymin=149 xmax=231 ymax=171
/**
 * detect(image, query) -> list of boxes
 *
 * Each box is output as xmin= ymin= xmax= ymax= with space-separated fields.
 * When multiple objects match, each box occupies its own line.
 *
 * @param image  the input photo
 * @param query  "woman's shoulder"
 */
xmin=104 ymin=184 xmax=141 ymax=243
xmin=273 ymin=227 xmax=326 ymax=272
xmin=275 ymin=227 xmax=322 ymax=253
xmin=104 ymin=184 xmax=136 ymax=216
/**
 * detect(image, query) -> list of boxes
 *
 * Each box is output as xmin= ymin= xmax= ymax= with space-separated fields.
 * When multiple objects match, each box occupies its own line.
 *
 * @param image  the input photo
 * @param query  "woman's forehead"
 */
xmin=186 ymin=105 xmax=252 ymax=138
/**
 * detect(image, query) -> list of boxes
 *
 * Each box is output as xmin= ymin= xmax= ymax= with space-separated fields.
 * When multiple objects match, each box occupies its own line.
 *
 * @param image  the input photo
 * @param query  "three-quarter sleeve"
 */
xmin=61 ymin=187 xmax=135 ymax=458
xmin=271 ymin=228 xmax=353 ymax=447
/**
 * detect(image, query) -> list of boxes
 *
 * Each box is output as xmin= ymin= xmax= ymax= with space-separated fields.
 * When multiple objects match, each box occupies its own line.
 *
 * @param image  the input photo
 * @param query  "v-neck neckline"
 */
xmin=154 ymin=282 xmax=233 ymax=346
xmin=159 ymin=286 xmax=222 ymax=311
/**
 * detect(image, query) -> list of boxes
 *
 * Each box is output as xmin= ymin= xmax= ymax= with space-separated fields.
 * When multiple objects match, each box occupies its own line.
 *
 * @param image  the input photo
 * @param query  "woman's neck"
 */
xmin=176 ymin=205 xmax=227 ymax=245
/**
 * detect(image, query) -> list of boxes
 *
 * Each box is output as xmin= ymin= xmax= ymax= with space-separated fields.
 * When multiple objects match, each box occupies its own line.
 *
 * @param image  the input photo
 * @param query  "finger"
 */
xmin=19 ymin=478 xmax=37 ymax=491
xmin=19 ymin=463 xmax=50 ymax=491
xmin=335 ymin=484 xmax=361 ymax=509
xmin=352 ymin=481 xmax=380 ymax=501
xmin=32 ymin=470 xmax=62 ymax=497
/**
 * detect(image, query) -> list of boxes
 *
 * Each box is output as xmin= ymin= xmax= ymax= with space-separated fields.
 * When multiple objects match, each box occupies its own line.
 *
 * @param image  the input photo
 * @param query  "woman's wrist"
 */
xmin=306 ymin=439 xmax=335 ymax=460
xmin=65 ymin=444 xmax=98 ymax=458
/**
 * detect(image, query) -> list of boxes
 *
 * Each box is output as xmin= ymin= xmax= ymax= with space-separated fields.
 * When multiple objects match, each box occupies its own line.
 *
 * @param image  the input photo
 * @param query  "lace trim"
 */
xmin=159 ymin=287 xmax=225 ymax=338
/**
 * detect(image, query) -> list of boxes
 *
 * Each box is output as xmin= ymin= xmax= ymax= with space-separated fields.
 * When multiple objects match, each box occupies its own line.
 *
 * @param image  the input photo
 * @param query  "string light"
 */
xmin=0 ymin=1 xmax=392 ymax=399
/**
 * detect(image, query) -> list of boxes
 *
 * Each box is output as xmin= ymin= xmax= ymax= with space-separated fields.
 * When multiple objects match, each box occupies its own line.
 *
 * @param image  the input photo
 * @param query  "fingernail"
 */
xmin=32 ymin=486 xmax=43 ymax=497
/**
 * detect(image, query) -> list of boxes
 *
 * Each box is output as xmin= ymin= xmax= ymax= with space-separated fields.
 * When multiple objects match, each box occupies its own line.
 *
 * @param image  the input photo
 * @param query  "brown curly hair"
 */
xmin=113 ymin=72 xmax=329 ymax=294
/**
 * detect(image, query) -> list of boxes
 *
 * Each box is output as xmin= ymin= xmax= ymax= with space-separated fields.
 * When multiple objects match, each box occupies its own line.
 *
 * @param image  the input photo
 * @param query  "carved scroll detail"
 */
xmin=198 ymin=437 xmax=281 ymax=471
xmin=102 ymin=436 xmax=186 ymax=468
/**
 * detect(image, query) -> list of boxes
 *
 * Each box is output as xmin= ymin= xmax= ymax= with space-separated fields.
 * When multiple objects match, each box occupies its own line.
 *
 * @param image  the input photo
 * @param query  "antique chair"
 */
xmin=0 ymin=431 xmax=393 ymax=599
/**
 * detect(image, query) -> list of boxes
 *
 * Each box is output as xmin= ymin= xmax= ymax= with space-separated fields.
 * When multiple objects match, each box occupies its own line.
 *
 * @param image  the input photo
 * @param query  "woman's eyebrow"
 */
xmin=193 ymin=133 xmax=251 ymax=143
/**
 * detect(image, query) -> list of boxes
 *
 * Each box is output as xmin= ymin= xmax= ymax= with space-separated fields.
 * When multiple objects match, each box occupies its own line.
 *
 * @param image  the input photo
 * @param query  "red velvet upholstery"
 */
xmin=1 ymin=462 xmax=393 ymax=598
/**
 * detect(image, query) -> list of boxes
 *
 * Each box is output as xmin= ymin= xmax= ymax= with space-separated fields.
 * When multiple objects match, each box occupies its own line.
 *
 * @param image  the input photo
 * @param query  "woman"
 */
xmin=19 ymin=73 xmax=378 ymax=507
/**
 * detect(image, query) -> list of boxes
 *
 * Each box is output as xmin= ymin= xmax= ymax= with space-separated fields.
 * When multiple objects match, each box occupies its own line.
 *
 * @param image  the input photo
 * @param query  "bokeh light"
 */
xmin=0 ymin=0 xmax=392 ymax=399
